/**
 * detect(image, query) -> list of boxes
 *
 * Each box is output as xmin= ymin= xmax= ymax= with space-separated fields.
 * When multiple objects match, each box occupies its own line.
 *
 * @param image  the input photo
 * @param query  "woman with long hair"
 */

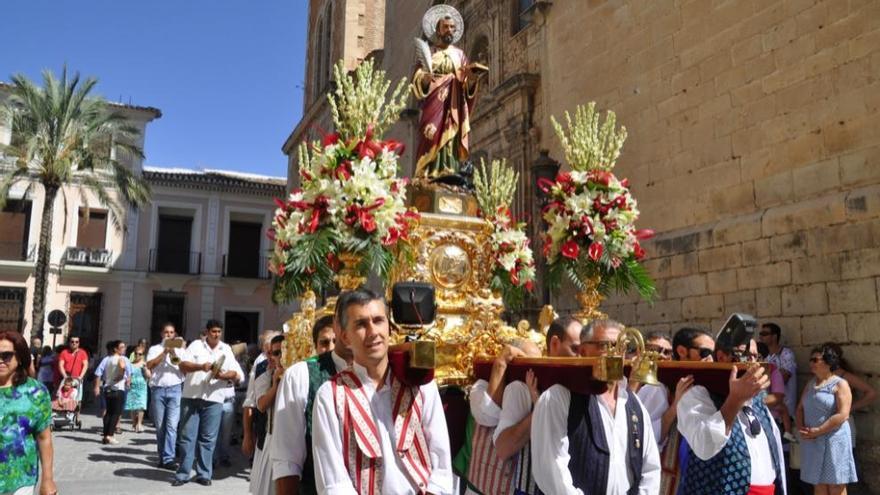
xmin=0 ymin=330 xmax=57 ymax=495
xmin=93 ymin=340 xmax=131 ymax=445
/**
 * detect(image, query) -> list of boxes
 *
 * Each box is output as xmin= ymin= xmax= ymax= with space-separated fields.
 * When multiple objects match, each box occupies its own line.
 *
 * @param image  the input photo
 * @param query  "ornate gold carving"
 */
xmin=574 ymin=274 xmax=607 ymax=323
xmin=390 ymin=212 xmax=540 ymax=383
xmin=282 ymin=289 xmax=318 ymax=367
xmin=336 ymin=251 xmax=367 ymax=291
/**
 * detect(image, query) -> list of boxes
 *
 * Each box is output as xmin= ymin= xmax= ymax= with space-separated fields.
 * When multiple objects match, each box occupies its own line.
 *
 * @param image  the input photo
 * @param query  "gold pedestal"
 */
xmin=408 ymin=183 xmax=479 ymax=217
xmin=390 ymin=212 xmax=533 ymax=384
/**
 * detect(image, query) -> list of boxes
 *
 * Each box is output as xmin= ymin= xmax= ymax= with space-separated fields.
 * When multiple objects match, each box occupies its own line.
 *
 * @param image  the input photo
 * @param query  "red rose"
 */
xmin=588 ymin=242 xmax=603 ymax=261
xmin=561 ymin=240 xmax=580 ymax=260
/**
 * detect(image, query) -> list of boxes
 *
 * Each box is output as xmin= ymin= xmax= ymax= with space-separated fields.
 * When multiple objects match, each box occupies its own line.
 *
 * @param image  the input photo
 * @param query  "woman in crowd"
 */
xmin=0 ymin=330 xmax=57 ymax=495
xmin=93 ymin=340 xmax=131 ymax=445
xmin=125 ymin=346 xmax=150 ymax=433
xmin=824 ymin=342 xmax=878 ymax=445
xmin=797 ymin=344 xmax=858 ymax=494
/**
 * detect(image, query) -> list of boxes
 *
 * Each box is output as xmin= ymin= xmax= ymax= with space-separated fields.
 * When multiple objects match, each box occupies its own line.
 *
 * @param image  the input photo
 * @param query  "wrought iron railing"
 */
xmin=148 ymin=249 xmax=201 ymax=275
xmin=222 ymin=254 xmax=270 ymax=279
xmin=63 ymin=247 xmax=113 ymax=267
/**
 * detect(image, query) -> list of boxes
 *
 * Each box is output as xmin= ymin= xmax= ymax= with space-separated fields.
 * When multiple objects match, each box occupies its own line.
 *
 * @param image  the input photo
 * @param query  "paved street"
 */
xmin=52 ymin=408 xmax=251 ymax=495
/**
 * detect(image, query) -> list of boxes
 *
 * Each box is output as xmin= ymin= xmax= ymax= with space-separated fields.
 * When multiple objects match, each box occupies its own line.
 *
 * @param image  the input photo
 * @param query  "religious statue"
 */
xmin=412 ymin=5 xmax=488 ymax=189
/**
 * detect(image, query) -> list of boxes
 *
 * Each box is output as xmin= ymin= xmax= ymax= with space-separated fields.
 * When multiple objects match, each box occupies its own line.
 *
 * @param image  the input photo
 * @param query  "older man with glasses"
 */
xmin=532 ymin=319 xmax=661 ymax=495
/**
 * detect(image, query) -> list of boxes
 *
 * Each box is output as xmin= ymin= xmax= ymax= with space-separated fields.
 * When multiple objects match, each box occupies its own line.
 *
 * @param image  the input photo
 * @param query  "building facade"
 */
xmin=291 ymin=0 xmax=880 ymax=484
xmin=0 ymin=89 xmax=288 ymax=355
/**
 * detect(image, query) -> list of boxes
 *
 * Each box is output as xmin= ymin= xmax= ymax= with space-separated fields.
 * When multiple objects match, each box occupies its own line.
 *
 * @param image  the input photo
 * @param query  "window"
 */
xmin=225 ymin=220 xmax=265 ymax=278
xmin=513 ymin=0 xmax=535 ymax=34
xmin=224 ymin=310 xmax=260 ymax=345
xmin=0 ymin=200 xmax=31 ymax=261
xmin=69 ymin=292 xmax=102 ymax=357
xmin=151 ymin=292 xmax=186 ymax=342
xmin=0 ymin=287 xmax=26 ymax=332
xmin=312 ymin=2 xmax=334 ymax=102
xmin=76 ymin=209 xmax=108 ymax=249
xmin=151 ymin=212 xmax=198 ymax=274
xmin=470 ymin=36 xmax=490 ymax=67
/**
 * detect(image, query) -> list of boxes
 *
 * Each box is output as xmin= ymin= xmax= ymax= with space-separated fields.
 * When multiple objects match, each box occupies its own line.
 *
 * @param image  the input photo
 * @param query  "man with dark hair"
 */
xmin=173 ymin=319 xmax=244 ymax=487
xmin=758 ymin=322 xmax=797 ymax=427
xmin=146 ymin=323 xmax=185 ymax=470
xmin=311 ymin=315 xmax=335 ymax=355
xmin=58 ymin=334 xmax=89 ymax=423
xmin=673 ymin=327 xmax=715 ymax=362
xmin=272 ymin=310 xmax=352 ymax=494
xmin=532 ymin=319 xmax=661 ymax=494
xmin=242 ymin=331 xmax=281 ymax=465
xmin=545 ymin=315 xmax=582 ymax=357
xmin=677 ymin=339 xmax=785 ymax=495
xmin=311 ymin=289 xmax=453 ymax=494
xmin=249 ymin=334 xmax=287 ymax=495
xmin=489 ymin=319 xmax=572 ymax=495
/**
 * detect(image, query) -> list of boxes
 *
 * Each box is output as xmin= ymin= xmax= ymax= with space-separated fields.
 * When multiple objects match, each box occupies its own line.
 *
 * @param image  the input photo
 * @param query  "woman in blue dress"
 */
xmin=797 ymin=344 xmax=857 ymax=495
xmin=124 ymin=347 xmax=150 ymax=432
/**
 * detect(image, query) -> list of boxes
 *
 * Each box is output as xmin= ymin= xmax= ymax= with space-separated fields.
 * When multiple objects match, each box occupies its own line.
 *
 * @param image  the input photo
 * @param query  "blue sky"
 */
xmin=2 ymin=0 xmax=307 ymax=178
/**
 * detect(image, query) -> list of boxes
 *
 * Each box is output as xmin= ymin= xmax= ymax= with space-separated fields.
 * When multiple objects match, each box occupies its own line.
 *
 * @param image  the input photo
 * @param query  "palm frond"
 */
xmin=0 ymin=167 xmax=30 ymax=209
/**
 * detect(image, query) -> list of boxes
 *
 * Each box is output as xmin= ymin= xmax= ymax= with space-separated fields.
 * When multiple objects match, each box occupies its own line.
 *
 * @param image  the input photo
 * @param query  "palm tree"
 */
xmin=0 ymin=67 xmax=151 ymax=339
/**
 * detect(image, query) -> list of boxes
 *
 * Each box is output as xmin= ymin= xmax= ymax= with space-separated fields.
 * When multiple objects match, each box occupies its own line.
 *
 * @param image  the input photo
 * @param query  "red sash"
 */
xmin=331 ymin=370 xmax=432 ymax=494
xmin=466 ymin=423 xmax=514 ymax=495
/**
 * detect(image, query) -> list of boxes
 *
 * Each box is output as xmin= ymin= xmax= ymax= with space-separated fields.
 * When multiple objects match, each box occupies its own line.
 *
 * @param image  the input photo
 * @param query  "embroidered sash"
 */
xmin=466 ymin=423 xmax=514 ymax=495
xmin=331 ymin=369 xmax=433 ymax=494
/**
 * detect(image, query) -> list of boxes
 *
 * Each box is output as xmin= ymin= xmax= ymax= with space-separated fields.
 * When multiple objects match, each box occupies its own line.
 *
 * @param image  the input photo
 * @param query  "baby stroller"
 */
xmin=51 ymin=378 xmax=82 ymax=431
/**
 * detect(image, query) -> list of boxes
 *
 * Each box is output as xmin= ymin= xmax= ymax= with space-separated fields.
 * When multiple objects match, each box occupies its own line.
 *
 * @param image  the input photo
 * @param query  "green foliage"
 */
xmin=546 ymin=255 xmax=655 ymax=301
xmin=0 ymin=67 xmax=151 ymax=231
xmin=550 ymin=102 xmax=628 ymax=172
xmin=473 ymin=158 xmax=518 ymax=216
xmin=327 ymin=59 xmax=408 ymax=141
xmin=491 ymin=271 xmax=529 ymax=311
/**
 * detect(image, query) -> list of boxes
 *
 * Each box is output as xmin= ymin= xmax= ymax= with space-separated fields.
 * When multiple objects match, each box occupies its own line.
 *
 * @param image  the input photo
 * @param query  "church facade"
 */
xmin=289 ymin=0 xmax=880 ymax=484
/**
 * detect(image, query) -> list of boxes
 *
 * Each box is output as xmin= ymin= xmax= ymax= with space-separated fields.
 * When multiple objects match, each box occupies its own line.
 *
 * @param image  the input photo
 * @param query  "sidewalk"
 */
xmin=52 ymin=409 xmax=251 ymax=494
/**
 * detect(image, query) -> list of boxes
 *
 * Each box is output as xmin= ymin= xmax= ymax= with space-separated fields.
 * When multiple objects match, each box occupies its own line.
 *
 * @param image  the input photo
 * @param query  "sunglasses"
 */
xmin=0 ymin=351 xmax=15 ymax=363
xmin=70 ymin=340 xmax=80 ymax=344
xmin=270 ymin=349 xmax=283 ymax=357
xmin=317 ymin=338 xmax=335 ymax=347
xmin=742 ymin=405 xmax=762 ymax=436
xmin=646 ymin=344 xmax=673 ymax=357
xmin=689 ymin=346 xmax=714 ymax=359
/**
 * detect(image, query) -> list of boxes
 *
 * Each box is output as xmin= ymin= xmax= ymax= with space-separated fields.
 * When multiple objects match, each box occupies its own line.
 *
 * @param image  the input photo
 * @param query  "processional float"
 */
xmin=268 ymin=6 xmax=766 ymax=451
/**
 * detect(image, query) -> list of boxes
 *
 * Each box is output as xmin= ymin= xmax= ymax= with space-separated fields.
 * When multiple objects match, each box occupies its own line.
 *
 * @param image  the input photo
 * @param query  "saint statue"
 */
xmin=412 ymin=5 xmax=487 ymax=188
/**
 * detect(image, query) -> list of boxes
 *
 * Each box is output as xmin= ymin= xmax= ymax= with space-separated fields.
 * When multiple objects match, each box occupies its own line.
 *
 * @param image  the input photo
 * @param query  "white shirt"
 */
xmin=181 ymin=339 xmax=244 ymax=403
xmin=146 ymin=343 xmax=185 ymax=388
xmin=243 ymin=353 xmax=268 ymax=409
xmin=531 ymin=381 xmax=662 ymax=495
xmin=637 ymin=384 xmax=669 ymax=446
xmin=271 ymin=351 xmax=348 ymax=480
xmin=95 ymin=355 xmax=132 ymax=392
xmin=493 ymin=380 xmax=532 ymax=443
xmin=469 ymin=379 xmax=501 ymax=427
xmin=677 ymin=385 xmax=785 ymax=487
xmin=311 ymin=362 xmax=454 ymax=495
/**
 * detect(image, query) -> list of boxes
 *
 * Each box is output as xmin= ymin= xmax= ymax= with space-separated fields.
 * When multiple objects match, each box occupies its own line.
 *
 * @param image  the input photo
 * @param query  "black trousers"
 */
xmin=103 ymin=389 xmax=125 ymax=436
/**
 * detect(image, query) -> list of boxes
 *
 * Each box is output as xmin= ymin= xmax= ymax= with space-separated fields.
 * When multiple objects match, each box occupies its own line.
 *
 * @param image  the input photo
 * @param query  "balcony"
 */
xmin=0 ymin=242 xmax=35 ymax=262
xmin=149 ymin=249 xmax=201 ymax=275
xmin=222 ymin=254 xmax=270 ymax=279
xmin=64 ymin=247 xmax=113 ymax=267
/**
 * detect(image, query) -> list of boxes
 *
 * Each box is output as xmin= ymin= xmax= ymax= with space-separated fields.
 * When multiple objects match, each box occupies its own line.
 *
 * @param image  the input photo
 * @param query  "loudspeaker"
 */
xmin=391 ymin=282 xmax=436 ymax=326
xmin=715 ymin=313 xmax=757 ymax=352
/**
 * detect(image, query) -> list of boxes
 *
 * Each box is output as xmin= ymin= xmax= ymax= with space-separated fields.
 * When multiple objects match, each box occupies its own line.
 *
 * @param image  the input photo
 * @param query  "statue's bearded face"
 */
xmin=436 ymin=18 xmax=456 ymax=45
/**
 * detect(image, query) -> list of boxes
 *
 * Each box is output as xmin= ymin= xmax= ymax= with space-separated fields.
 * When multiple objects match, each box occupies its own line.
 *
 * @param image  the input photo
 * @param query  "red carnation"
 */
xmin=561 ymin=240 xmax=580 ymax=260
xmin=633 ymin=242 xmax=646 ymax=260
xmin=588 ymin=242 xmax=603 ymax=261
xmin=635 ymin=229 xmax=655 ymax=240
xmin=590 ymin=170 xmax=613 ymax=186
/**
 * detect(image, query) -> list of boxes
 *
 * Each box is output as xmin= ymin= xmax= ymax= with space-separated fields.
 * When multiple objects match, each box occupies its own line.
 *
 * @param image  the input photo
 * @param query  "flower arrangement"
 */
xmin=541 ymin=102 xmax=655 ymax=300
xmin=473 ymin=159 xmax=536 ymax=310
xmin=269 ymin=59 xmax=419 ymax=301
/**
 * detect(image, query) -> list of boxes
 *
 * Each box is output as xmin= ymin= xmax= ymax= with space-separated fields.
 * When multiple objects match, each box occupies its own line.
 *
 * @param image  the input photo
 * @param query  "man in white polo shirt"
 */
xmin=146 ymin=323 xmax=186 ymax=471
xmin=172 ymin=319 xmax=244 ymax=487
